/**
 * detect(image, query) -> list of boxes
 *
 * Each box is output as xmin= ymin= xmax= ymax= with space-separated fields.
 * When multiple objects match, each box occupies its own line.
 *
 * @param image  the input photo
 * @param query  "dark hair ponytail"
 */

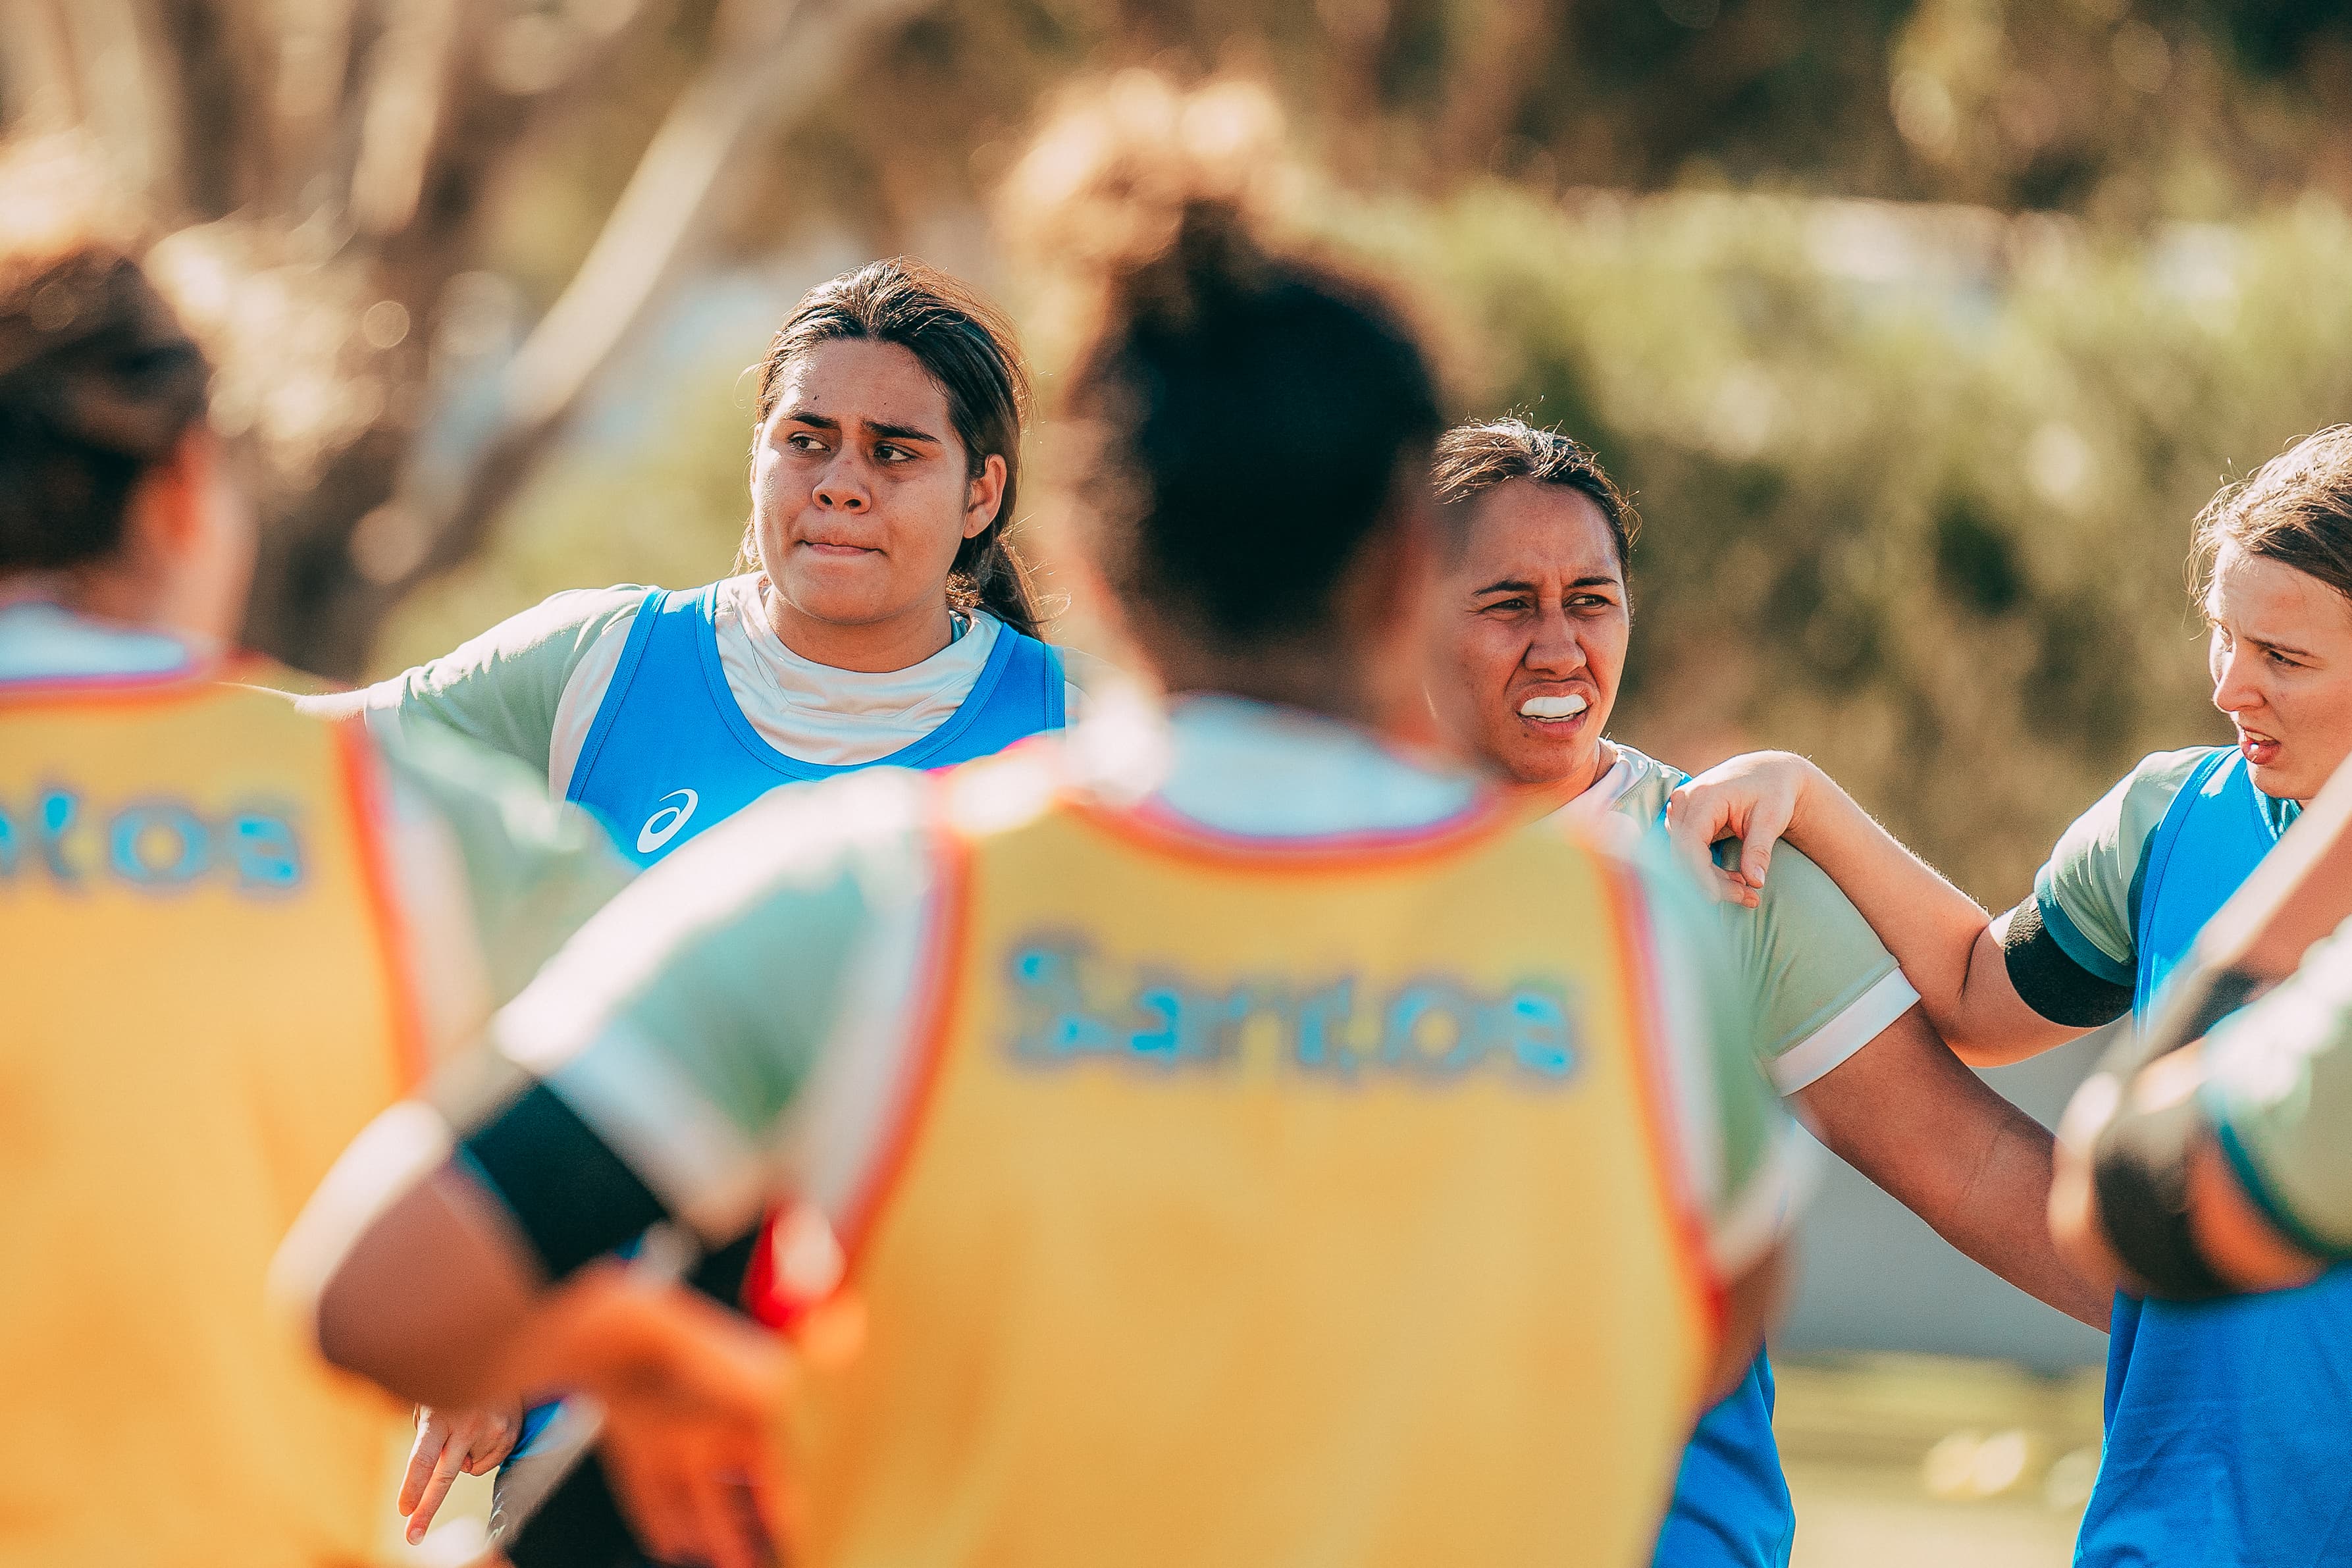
xmin=0 ymin=143 xmax=209 ymax=574
xmin=745 ymin=258 xmax=1043 ymax=638
xmin=1001 ymin=76 xmax=1441 ymax=648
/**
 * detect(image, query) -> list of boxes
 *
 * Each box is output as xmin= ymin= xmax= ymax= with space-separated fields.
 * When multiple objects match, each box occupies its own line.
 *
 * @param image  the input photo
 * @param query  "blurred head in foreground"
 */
xmin=1424 ymin=418 xmax=1638 ymax=789
xmin=2194 ymin=426 xmax=2352 ymax=801
xmin=1002 ymin=71 xmax=1444 ymax=729
xmin=0 ymin=138 xmax=240 ymax=640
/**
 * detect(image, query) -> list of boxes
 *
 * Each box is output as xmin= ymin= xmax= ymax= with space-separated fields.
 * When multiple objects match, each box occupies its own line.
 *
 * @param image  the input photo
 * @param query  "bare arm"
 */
xmin=1670 ymin=753 xmax=2084 ymax=1065
xmin=2051 ymin=1067 xmax=2323 ymax=1299
xmin=304 ymin=1162 xmax=791 ymax=1568
xmin=1796 ymin=1006 xmax=2108 ymax=1326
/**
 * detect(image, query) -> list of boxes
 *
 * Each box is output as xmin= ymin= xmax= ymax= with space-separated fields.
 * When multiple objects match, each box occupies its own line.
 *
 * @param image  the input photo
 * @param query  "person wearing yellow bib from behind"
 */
xmin=0 ymin=143 xmax=628 ymax=1568
xmin=280 ymin=77 xmax=1810 ymax=1568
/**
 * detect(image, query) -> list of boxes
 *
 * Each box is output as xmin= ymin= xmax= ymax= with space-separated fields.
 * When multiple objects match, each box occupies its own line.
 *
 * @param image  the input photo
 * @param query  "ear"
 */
xmin=964 ymin=453 xmax=1008 ymax=540
xmin=122 ymin=428 xmax=212 ymax=563
xmin=125 ymin=428 xmax=255 ymax=644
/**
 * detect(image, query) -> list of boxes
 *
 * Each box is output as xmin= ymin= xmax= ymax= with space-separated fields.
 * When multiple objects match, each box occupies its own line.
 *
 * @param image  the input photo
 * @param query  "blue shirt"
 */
xmin=566 ymin=583 xmax=1065 ymax=866
xmin=2076 ymin=747 xmax=2352 ymax=1568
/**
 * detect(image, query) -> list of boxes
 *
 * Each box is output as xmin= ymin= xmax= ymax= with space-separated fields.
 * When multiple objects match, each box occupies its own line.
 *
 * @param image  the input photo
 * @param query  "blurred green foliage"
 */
xmin=386 ymin=177 xmax=2352 ymax=901
xmin=750 ymin=0 xmax=2352 ymax=249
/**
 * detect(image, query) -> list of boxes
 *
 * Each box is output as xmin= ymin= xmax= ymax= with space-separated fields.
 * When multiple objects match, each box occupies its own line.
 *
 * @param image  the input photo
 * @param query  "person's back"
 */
xmin=0 ymin=144 xmax=629 ymax=1565
xmin=1 ymin=663 xmax=421 ymax=1567
xmin=781 ymin=728 xmax=1747 ymax=1565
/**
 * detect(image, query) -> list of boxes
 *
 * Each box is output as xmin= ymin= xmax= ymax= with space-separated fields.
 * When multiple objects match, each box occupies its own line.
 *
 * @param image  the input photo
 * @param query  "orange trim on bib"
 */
xmin=0 ymin=658 xmax=215 ymax=706
xmin=1071 ymin=789 xmax=1516 ymax=874
xmin=1601 ymin=857 xmax=1729 ymax=1342
xmin=833 ymin=816 xmax=974 ymax=1266
xmin=333 ymin=720 xmax=431 ymax=1089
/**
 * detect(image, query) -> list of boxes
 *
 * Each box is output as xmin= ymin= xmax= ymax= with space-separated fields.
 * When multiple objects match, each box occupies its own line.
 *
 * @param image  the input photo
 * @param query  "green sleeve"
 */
xmin=337 ymin=586 xmax=648 ymax=778
xmin=1729 ymin=843 xmax=1913 ymax=1092
xmin=490 ymin=774 xmax=920 ymax=1230
xmin=1633 ymin=847 xmax=1809 ymax=1270
xmin=2033 ymin=748 xmax=2214 ymax=983
xmin=2197 ymin=915 xmax=2352 ymax=1258
xmin=377 ymin=719 xmax=635 ymax=1005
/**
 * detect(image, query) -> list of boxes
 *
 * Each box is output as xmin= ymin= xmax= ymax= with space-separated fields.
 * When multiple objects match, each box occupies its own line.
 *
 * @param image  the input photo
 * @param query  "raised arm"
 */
xmin=1669 ymin=752 xmax=2085 ymax=1064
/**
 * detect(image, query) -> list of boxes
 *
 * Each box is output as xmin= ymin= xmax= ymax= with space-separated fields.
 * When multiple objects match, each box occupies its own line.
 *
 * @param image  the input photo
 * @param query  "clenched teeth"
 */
xmin=1519 ymin=694 xmax=1589 ymax=719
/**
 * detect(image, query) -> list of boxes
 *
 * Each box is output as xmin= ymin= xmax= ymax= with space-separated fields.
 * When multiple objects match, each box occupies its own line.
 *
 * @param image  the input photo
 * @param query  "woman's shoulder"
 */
xmin=2089 ymin=745 xmax=2234 ymax=847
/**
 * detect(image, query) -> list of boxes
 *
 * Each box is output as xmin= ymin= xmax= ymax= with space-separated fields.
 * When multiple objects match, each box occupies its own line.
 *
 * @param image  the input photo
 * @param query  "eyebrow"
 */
xmin=2248 ymin=632 xmax=2322 ymax=661
xmin=1470 ymin=575 xmax=1621 ymax=595
xmin=777 ymin=409 xmax=943 ymax=446
xmin=2205 ymin=597 xmax=2322 ymax=661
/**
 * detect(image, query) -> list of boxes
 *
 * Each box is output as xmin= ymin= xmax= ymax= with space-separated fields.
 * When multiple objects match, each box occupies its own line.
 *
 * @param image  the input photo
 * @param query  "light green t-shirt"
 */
xmin=485 ymin=701 xmax=1806 ymax=1276
xmin=1587 ymin=745 xmax=1919 ymax=1096
xmin=2197 ymin=914 xmax=2352 ymax=1257
xmin=325 ymin=586 xmax=648 ymax=785
xmin=2034 ymin=747 xmax=2303 ymax=986
xmin=371 ymin=716 xmax=634 ymax=1008
xmin=320 ymin=581 xmax=1090 ymax=798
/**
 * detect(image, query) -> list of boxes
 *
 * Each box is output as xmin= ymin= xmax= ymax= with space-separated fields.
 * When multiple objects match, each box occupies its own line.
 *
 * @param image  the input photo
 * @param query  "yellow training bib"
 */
xmin=790 ymin=779 xmax=1718 ymax=1567
xmin=0 ymin=668 xmax=419 ymax=1568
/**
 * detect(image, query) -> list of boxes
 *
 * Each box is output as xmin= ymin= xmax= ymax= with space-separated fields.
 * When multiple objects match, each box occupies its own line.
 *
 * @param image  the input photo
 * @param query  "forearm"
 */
xmin=1801 ymin=1014 xmax=2109 ymax=1328
xmin=1783 ymin=772 xmax=2014 ymax=1053
xmin=1932 ymin=1095 xmax=2112 ymax=1327
xmin=313 ymin=1164 xmax=551 ymax=1411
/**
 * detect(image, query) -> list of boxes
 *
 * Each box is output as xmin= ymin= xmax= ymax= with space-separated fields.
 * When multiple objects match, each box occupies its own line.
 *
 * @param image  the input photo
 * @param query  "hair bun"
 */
xmin=0 ymin=138 xmax=209 ymax=571
xmin=1002 ymin=72 xmax=1299 ymax=330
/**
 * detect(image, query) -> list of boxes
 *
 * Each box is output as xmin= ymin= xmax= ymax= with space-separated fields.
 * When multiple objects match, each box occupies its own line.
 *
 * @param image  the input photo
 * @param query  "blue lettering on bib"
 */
xmin=0 ymin=787 xmax=303 ymax=897
xmin=1004 ymin=935 xmax=1580 ymax=1087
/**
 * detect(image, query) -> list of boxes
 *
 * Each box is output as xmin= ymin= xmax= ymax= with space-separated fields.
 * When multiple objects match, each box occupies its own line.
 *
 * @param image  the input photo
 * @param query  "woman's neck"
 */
xmin=758 ymin=579 xmax=958 ymax=674
xmin=1565 ymin=737 xmax=1619 ymax=800
xmin=1153 ymin=642 xmax=1384 ymax=732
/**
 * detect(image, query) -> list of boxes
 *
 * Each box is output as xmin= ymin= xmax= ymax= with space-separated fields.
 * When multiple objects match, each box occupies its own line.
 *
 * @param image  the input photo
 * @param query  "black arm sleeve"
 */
xmin=457 ymin=1080 xmax=671 ymax=1281
xmin=2001 ymin=899 xmax=2134 ymax=1028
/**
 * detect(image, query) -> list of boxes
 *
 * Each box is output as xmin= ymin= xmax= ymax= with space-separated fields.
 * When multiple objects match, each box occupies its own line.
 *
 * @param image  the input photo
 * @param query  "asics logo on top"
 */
xmin=637 ymin=788 xmax=699 ymax=854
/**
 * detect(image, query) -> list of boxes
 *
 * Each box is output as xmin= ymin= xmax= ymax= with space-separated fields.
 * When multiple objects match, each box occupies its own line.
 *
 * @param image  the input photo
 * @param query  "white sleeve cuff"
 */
xmin=1767 ymin=967 xmax=1921 ymax=1095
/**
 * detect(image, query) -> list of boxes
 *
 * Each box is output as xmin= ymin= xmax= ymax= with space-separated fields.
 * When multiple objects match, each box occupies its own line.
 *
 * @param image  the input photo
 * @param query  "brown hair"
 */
xmin=739 ymin=257 xmax=1043 ymax=637
xmin=2193 ymin=425 xmax=2352 ymax=610
xmin=0 ymin=141 xmax=209 ymax=573
xmin=1000 ymin=75 xmax=1442 ymax=646
xmin=1432 ymin=418 xmax=1640 ymax=573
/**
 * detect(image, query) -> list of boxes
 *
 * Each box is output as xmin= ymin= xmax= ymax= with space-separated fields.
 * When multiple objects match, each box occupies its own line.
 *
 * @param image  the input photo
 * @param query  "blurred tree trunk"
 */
xmin=3 ymin=0 xmax=936 ymax=679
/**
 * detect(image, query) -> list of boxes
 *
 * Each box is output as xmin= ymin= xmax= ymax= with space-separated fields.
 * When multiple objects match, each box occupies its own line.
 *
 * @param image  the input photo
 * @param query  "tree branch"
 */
xmin=383 ymin=0 xmax=940 ymax=596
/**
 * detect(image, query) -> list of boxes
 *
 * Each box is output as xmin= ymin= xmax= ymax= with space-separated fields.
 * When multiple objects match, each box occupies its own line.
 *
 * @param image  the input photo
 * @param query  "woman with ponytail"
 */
xmin=344 ymin=258 xmax=1076 ymax=1558
xmin=323 ymin=257 xmax=1070 ymax=872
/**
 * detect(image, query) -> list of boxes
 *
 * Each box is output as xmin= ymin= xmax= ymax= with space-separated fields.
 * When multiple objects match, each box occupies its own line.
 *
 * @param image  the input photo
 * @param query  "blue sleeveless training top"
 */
xmin=2076 ymin=746 xmax=2352 ymax=1568
xmin=1655 ymin=1355 xmax=1790 ymax=1567
xmin=565 ymin=583 xmax=1066 ymax=865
